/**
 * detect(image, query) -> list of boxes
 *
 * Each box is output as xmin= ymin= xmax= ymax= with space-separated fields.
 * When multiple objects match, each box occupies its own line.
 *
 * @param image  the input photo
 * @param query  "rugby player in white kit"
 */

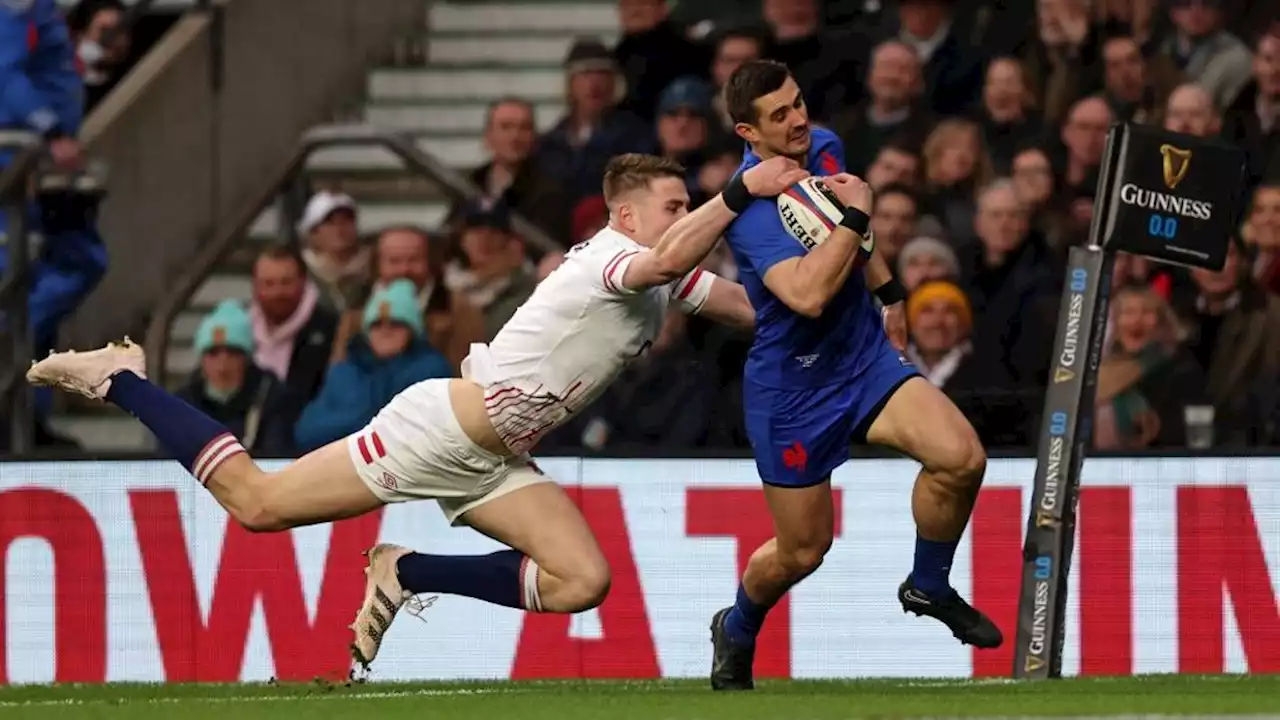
xmin=27 ymin=153 xmax=823 ymax=670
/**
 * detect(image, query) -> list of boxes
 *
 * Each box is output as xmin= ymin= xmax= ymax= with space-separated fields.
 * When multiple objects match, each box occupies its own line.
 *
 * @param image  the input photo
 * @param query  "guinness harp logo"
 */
xmin=1160 ymin=144 xmax=1192 ymax=190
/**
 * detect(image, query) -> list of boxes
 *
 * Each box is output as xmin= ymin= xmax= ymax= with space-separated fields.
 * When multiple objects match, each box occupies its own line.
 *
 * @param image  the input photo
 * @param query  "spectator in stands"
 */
xmin=762 ymin=0 xmax=862 ymax=121
xmin=1058 ymin=96 xmax=1112 ymax=200
xmin=709 ymin=27 xmax=764 ymax=134
xmin=1162 ymin=82 xmax=1221 ymax=137
xmin=1101 ymin=34 xmax=1180 ymax=125
xmin=832 ymin=40 xmax=932 ymax=176
xmin=178 ymin=300 xmax=297 ymax=456
xmin=332 ymin=226 xmax=483 ymax=371
xmin=248 ymin=246 xmax=338 ymax=408
xmin=870 ymin=184 xmax=919 ymax=275
xmin=866 ymin=141 xmax=922 ymax=191
xmin=958 ymin=179 xmax=1061 ymax=386
xmin=295 ymin=280 xmax=452 ymax=452
xmin=298 ymin=191 xmax=370 ymax=312
xmin=1010 ymin=146 xmax=1070 ymax=252
xmin=538 ymin=39 xmax=654 ymax=204
xmin=1183 ymin=241 xmax=1280 ymax=445
xmin=458 ymin=97 xmax=570 ymax=248
xmin=694 ymin=139 xmax=743 ymax=207
xmin=884 ymin=0 xmax=984 ymax=117
xmin=67 ymin=0 xmax=130 ymax=114
xmin=977 ymin=57 xmax=1044 ymax=173
xmin=655 ymin=76 xmax=716 ymax=191
xmin=1158 ymin=0 xmax=1252 ymax=111
xmin=898 ymin=235 xmax=961 ymax=291
xmin=1221 ymin=31 xmax=1280 ymax=185
xmin=446 ymin=202 xmax=538 ymax=341
xmin=614 ymin=0 xmax=710 ymax=122
xmin=919 ymin=118 xmax=992 ymax=239
xmin=1243 ymin=183 xmax=1280 ymax=295
xmin=1021 ymin=0 xmax=1106 ymax=126
xmin=570 ymin=195 xmax=609 ymax=244
xmin=1094 ymin=284 xmax=1206 ymax=449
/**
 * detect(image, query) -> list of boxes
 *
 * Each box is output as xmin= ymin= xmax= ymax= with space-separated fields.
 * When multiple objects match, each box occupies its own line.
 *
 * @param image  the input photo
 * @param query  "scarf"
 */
xmin=1096 ymin=341 xmax=1174 ymax=442
xmin=906 ymin=342 xmax=972 ymax=388
xmin=303 ymin=246 xmax=372 ymax=309
xmin=250 ymin=281 xmax=320 ymax=381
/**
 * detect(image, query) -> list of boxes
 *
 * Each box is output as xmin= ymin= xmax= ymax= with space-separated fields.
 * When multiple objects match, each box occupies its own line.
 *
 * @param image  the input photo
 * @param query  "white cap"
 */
xmin=297 ymin=191 xmax=357 ymax=236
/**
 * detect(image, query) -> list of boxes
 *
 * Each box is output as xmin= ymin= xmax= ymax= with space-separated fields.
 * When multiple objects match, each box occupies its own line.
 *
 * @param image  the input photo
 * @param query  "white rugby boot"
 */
xmin=349 ymin=543 xmax=435 ymax=673
xmin=26 ymin=337 xmax=147 ymax=400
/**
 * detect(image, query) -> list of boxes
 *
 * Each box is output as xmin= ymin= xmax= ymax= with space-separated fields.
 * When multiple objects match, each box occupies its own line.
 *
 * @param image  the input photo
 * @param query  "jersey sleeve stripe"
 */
xmin=676 ymin=268 xmax=705 ymax=300
xmin=603 ymin=249 xmax=639 ymax=292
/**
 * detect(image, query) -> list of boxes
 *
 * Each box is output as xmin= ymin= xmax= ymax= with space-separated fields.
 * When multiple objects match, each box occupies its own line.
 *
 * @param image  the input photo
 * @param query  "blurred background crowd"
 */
xmin=4 ymin=0 xmax=1280 ymax=456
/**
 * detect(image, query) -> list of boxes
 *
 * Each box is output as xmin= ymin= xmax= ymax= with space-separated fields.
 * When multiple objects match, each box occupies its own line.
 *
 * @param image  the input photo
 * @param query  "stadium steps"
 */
xmin=53 ymin=0 xmax=617 ymax=453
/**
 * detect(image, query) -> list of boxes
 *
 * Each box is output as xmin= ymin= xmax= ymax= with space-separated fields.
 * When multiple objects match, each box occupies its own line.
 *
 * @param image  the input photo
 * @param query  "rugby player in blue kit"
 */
xmin=709 ymin=60 xmax=1002 ymax=691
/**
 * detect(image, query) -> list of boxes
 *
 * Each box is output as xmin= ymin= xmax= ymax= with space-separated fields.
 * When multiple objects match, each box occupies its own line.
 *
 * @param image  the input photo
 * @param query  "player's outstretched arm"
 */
xmin=760 ymin=174 xmax=874 ymax=318
xmin=693 ymin=278 xmax=755 ymax=331
xmin=621 ymin=157 xmax=808 ymax=291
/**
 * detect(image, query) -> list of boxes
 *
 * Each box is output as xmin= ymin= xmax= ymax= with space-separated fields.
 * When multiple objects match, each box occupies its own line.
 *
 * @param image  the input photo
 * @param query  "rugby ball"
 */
xmin=777 ymin=176 xmax=875 ymax=262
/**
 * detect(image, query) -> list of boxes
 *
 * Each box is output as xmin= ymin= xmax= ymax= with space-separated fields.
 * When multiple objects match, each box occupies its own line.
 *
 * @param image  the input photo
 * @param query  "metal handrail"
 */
xmin=143 ymin=124 xmax=561 ymax=382
xmin=0 ymin=130 xmax=45 ymax=455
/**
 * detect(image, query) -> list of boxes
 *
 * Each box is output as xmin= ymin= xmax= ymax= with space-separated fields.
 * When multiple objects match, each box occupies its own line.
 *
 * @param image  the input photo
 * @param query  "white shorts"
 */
xmin=346 ymin=378 xmax=553 ymax=525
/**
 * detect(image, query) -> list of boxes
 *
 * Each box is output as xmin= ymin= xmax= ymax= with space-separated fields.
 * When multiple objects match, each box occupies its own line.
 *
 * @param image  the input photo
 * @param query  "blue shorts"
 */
xmin=744 ymin=344 xmax=919 ymax=488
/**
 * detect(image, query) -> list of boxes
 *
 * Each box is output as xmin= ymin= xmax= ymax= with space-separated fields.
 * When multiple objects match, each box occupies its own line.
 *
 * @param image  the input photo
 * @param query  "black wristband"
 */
xmin=873 ymin=278 xmax=907 ymax=306
xmin=839 ymin=207 xmax=871 ymax=236
xmin=722 ymin=171 xmax=753 ymax=214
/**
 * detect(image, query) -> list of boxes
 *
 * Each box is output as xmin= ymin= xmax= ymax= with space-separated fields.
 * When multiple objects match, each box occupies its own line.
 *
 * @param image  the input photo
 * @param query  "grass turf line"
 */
xmin=0 ymin=675 xmax=1275 ymax=719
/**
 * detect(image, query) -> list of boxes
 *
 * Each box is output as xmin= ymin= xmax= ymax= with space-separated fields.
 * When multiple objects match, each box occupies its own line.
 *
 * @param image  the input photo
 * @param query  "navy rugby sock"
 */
xmin=105 ymin=371 xmax=243 ymax=485
xmin=910 ymin=535 xmax=959 ymax=596
xmin=396 ymin=550 xmax=542 ymax=611
xmin=723 ymin=584 xmax=771 ymax=646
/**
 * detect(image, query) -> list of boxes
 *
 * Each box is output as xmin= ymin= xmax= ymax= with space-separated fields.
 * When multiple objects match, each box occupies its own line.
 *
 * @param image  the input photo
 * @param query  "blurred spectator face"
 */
xmin=1062 ymin=97 xmax=1112 ymax=167
xmin=871 ymin=190 xmax=918 ymax=262
xmin=659 ymin=108 xmax=709 ymax=155
xmin=983 ymin=58 xmax=1028 ymax=122
xmin=901 ymin=247 xmax=954 ymax=290
xmin=976 ymin=183 xmax=1029 ymax=255
xmin=698 ymin=152 xmax=740 ymax=196
xmin=869 ymin=42 xmax=921 ymax=110
xmin=308 ymin=208 xmax=358 ymax=258
xmin=867 ymin=146 xmax=920 ymax=190
xmin=377 ymin=229 xmax=431 ymax=289
xmin=911 ymin=298 xmax=966 ymax=354
xmin=1170 ymin=0 xmax=1222 ymax=39
xmin=82 ymin=5 xmax=130 ymax=66
xmin=1255 ymin=34 xmax=1280 ymax=98
xmin=485 ymin=100 xmax=536 ymax=167
xmin=1111 ymin=251 xmax=1153 ymax=290
xmin=1011 ymin=148 xmax=1055 ymax=208
xmin=614 ymin=176 xmax=690 ymax=246
xmin=1112 ymin=289 xmax=1161 ymax=354
xmin=202 ymin=347 xmax=247 ymax=396
xmin=928 ymin=123 xmax=981 ymax=186
xmin=617 ymin=0 xmax=667 ymax=34
xmin=366 ymin=320 xmax=413 ymax=360
xmin=1248 ymin=186 xmax=1280 ymax=249
xmin=741 ymin=76 xmax=812 ymax=158
xmin=1163 ymin=84 xmax=1218 ymax=136
xmin=764 ymin=0 xmax=818 ymax=36
xmin=1103 ymin=37 xmax=1146 ymax=104
xmin=713 ymin=35 xmax=762 ymax=88
xmin=1036 ymin=0 xmax=1088 ymax=46
xmin=570 ymin=70 xmax=616 ymax=117
xmin=1191 ymin=242 xmax=1242 ymax=297
xmin=462 ymin=226 xmax=525 ymax=282
xmin=252 ymin=253 xmax=306 ymax=326
xmin=898 ymin=0 xmax=951 ymax=38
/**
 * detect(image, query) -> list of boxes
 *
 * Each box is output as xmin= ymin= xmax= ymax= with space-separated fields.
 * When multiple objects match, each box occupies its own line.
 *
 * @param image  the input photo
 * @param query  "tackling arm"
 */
xmin=692 ymin=277 xmax=754 ymax=332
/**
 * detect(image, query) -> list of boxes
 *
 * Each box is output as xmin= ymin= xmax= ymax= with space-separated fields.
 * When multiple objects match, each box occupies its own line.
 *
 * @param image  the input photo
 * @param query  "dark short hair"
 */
xmin=602 ymin=154 xmax=686 ymax=203
xmin=484 ymin=97 xmax=534 ymax=130
xmin=724 ymin=59 xmax=792 ymax=126
xmin=254 ymin=245 xmax=306 ymax=277
xmin=876 ymin=183 xmax=919 ymax=207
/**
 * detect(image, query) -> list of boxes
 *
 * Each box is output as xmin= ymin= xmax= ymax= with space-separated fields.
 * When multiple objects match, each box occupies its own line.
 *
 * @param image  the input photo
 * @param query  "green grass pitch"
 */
xmin=0 ymin=675 xmax=1277 ymax=719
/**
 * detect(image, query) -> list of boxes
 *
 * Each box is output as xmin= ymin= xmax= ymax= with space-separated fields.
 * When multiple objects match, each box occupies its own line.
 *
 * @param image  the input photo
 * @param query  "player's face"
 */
xmin=619 ymin=177 xmax=690 ymax=246
xmin=737 ymin=77 xmax=811 ymax=160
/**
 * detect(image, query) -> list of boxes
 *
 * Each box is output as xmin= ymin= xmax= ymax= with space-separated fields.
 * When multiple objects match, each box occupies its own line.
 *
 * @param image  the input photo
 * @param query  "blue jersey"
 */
xmin=0 ymin=0 xmax=82 ymax=140
xmin=724 ymin=126 xmax=886 ymax=390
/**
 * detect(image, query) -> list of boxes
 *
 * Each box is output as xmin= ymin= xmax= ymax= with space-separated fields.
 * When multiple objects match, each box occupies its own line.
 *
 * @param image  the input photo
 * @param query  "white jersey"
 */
xmin=460 ymin=227 xmax=716 ymax=454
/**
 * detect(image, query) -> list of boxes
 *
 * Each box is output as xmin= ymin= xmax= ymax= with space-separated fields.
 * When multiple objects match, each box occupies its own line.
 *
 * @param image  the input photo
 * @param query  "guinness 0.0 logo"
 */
xmin=1160 ymin=144 xmax=1192 ymax=190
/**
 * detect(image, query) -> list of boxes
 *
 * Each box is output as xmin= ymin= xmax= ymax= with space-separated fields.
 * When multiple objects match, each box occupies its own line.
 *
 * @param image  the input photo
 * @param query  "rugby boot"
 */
xmin=27 ymin=337 xmax=146 ymax=399
xmin=349 ymin=543 xmax=436 ymax=672
xmin=898 ymin=576 xmax=1004 ymax=649
xmin=709 ymin=607 xmax=756 ymax=691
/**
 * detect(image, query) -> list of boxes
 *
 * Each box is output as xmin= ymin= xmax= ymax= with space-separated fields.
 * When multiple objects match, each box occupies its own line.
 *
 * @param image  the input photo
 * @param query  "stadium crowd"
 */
xmin=8 ymin=0 xmax=1280 ymax=454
